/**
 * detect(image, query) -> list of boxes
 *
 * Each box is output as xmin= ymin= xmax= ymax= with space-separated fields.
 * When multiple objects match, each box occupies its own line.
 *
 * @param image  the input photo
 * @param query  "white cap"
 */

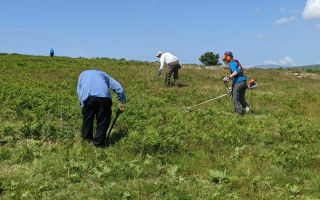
xmin=156 ymin=51 xmax=164 ymax=57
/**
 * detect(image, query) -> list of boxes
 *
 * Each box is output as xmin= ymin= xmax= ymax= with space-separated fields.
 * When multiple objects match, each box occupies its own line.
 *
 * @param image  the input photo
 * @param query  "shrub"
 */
xmin=199 ymin=52 xmax=220 ymax=66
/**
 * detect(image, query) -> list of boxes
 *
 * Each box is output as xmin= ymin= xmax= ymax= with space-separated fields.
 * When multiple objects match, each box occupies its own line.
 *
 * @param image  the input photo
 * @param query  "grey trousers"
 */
xmin=232 ymin=81 xmax=249 ymax=115
xmin=165 ymin=62 xmax=181 ymax=86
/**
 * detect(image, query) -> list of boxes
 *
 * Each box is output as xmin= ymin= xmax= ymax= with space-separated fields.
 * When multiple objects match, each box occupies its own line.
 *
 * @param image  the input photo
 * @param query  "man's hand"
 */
xmin=223 ymin=77 xmax=230 ymax=83
xmin=117 ymin=103 xmax=125 ymax=114
xmin=157 ymin=69 xmax=162 ymax=77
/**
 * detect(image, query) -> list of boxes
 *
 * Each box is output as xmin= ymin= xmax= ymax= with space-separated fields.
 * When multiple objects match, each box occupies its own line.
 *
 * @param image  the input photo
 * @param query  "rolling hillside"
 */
xmin=0 ymin=54 xmax=320 ymax=199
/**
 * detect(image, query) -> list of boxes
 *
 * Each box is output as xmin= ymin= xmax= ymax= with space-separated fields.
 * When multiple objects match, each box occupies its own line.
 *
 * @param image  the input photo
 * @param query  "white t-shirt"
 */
xmin=159 ymin=52 xmax=179 ymax=70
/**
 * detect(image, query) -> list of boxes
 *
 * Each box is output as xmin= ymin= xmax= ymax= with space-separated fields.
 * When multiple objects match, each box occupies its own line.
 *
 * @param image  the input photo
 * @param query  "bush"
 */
xmin=199 ymin=52 xmax=220 ymax=66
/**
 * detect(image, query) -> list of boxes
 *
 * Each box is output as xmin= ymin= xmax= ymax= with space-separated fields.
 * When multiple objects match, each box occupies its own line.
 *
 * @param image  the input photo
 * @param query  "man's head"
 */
xmin=156 ymin=51 xmax=164 ymax=58
xmin=222 ymin=51 xmax=233 ymax=63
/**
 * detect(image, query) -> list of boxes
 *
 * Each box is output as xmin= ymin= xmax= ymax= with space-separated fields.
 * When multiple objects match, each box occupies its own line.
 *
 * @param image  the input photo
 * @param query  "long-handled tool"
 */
xmin=106 ymin=112 xmax=120 ymax=142
xmin=186 ymin=78 xmax=233 ymax=112
xmin=224 ymin=82 xmax=232 ymax=95
xmin=186 ymin=93 xmax=229 ymax=111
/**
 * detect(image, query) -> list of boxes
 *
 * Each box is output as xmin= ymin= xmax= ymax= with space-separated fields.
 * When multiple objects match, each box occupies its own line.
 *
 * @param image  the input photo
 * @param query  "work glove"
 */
xmin=117 ymin=103 xmax=125 ymax=114
xmin=157 ymin=69 xmax=162 ymax=77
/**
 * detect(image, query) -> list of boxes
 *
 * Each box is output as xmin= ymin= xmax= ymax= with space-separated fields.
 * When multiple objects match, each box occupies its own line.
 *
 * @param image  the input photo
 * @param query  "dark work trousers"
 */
xmin=82 ymin=96 xmax=112 ymax=147
xmin=166 ymin=62 xmax=181 ymax=87
xmin=232 ymin=81 xmax=249 ymax=115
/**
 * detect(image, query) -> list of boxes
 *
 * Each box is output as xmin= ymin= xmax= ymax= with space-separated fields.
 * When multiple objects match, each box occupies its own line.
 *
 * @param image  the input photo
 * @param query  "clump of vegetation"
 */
xmin=208 ymin=170 xmax=230 ymax=185
xmin=199 ymin=52 xmax=220 ymax=66
xmin=0 ymin=54 xmax=320 ymax=199
xmin=296 ymin=64 xmax=320 ymax=74
xmin=305 ymin=67 xmax=320 ymax=74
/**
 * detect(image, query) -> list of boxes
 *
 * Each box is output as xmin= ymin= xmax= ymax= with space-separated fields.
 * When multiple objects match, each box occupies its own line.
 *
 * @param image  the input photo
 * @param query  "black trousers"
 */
xmin=232 ymin=81 xmax=249 ymax=115
xmin=82 ymin=96 xmax=112 ymax=147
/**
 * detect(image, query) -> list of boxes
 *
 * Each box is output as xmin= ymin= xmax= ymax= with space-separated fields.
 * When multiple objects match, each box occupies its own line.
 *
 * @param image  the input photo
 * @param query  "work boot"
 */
xmin=174 ymin=80 xmax=180 ymax=87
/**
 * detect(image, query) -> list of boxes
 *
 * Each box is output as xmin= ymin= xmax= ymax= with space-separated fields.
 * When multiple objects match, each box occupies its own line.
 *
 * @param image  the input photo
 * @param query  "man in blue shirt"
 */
xmin=77 ymin=69 xmax=126 ymax=147
xmin=223 ymin=51 xmax=250 ymax=115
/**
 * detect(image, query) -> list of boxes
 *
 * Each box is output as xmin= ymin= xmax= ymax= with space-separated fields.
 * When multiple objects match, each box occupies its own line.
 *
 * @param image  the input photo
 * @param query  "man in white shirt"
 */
xmin=156 ymin=51 xmax=182 ymax=87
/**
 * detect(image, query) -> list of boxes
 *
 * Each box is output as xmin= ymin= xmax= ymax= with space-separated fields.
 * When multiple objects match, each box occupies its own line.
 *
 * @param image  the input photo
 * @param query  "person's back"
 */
xmin=78 ymin=70 xmax=109 ymax=103
xmin=161 ymin=52 xmax=179 ymax=65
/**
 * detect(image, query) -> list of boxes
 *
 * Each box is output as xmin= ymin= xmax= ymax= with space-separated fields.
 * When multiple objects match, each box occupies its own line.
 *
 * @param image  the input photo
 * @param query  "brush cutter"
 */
xmin=185 ymin=78 xmax=258 ymax=112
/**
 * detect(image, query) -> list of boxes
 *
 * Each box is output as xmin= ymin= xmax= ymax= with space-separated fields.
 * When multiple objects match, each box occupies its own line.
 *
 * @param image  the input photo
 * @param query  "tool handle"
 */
xmin=106 ymin=113 xmax=120 ymax=142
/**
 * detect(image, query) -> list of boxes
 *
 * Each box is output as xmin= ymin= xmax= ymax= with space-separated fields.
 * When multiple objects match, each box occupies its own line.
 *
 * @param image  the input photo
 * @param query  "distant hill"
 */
xmin=250 ymin=64 xmax=320 ymax=70
xmin=249 ymin=64 xmax=290 ymax=69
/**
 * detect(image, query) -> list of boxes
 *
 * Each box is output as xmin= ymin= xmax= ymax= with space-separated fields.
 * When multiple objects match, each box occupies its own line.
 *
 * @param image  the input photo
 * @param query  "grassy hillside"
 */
xmin=0 ymin=54 xmax=320 ymax=199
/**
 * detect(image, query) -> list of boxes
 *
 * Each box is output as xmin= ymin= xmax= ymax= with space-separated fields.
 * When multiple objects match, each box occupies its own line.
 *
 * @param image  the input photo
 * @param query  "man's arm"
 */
xmin=157 ymin=56 xmax=165 ymax=76
xmin=229 ymin=62 xmax=238 ymax=79
xmin=159 ymin=56 xmax=165 ymax=70
xmin=223 ymin=62 xmax=238 ymax=82
xmin=159 ymin=56 xmax=164 ymax=70
xmin=77 ymin=75 xmax=82 ymax=106
xmin=229 ymin=71 xmax=238 ymax=79
xmin=104 ymin=73 xmax=126 ymax=113
xmin=109 ymin=78 xmax=126 ymax=104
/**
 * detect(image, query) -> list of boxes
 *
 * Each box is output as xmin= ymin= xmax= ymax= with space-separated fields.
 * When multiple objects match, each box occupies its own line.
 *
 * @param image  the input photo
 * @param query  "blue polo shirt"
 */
xmin=229 ymin=61 xmax=247 ymax=84
xmin=77 ymin=69 xmax=126 ymax=107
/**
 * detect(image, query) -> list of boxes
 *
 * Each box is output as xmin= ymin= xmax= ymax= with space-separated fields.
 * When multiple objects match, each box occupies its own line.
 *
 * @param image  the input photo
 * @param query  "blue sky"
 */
xmin=1 ymin=0 xmax=320 ymax=66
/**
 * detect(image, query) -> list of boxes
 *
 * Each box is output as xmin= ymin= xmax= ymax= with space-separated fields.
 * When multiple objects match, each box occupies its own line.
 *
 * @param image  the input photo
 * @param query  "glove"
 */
xmin=157 ymin=69 xmax=162 ymax=77
xmin=117 ymin=103 xmax=125 ymax=114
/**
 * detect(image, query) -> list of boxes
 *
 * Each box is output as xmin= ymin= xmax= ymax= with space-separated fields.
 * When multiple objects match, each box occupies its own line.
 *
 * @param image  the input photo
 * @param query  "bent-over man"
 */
xmin=77 ymin=69 xmax=126 ymax=147
xmin=156 ymin=51 xmax=182 ymax=87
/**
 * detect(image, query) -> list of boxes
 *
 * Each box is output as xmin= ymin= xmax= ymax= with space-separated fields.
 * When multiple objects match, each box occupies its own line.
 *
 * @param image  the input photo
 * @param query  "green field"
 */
xmin=0 ymin=54 xmax=320 ymax=199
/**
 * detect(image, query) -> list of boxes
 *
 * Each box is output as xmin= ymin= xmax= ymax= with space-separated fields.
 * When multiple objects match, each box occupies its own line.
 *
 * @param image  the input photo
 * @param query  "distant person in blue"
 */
xmin=77 ymin=69 xmax=126 ymax=147
xmin=50 ymin=48 xmax=54 ymax=57
xmin=223 ymin=51 xmax=250 ymax=115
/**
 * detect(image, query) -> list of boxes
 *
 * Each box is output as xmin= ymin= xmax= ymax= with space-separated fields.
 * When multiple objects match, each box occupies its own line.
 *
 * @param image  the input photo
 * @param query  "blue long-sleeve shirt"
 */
xmin=77 ymin=69 xmax=126 ymax=107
